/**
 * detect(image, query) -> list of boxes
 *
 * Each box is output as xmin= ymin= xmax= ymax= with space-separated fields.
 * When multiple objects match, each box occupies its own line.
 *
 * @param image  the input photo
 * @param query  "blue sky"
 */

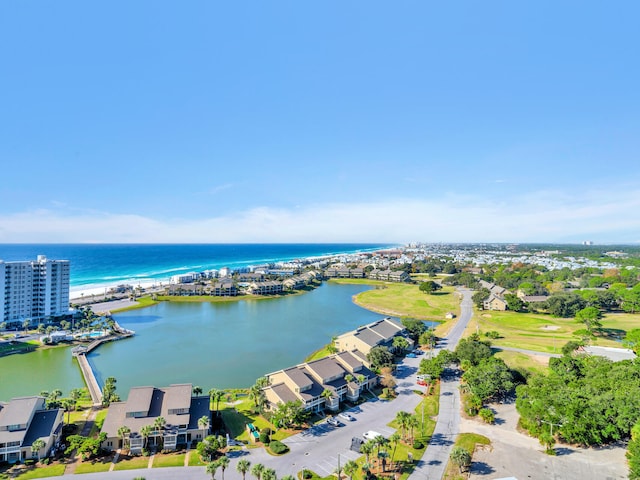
xmin=1 ymin=1 xmax=639 ymax=243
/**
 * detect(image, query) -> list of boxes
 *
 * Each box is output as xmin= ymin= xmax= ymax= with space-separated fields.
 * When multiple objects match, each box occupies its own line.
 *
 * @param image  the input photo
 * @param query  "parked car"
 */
xmin=338 ymin=412 xmax=356 ymax=422
xmin=413 ymin=349 xmax=424 ymax=355
xmin=327 ymin=417 xmax=342 ymax=427
xmin=406 ymin=353 xmax=417 ymax=358
xmin=363 ymin=430 xmax=383 ymax=440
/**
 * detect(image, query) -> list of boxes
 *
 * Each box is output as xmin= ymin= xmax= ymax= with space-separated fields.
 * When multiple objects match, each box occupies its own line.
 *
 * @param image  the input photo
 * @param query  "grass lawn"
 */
xmin=467 ymin=309 xmax=630 ymax=354
xmin=89 ymin=409 xmax=108 ymax=437
xmin=346 ymin=282 xmax=459 ymax=322
xmin=13 ymin=464 xmax=66 ymax=478
xmin=74 ymin=459 xmax=113 ymax=474
xmin=443 ymin=433 xmax=490 ymax=480
xmin=219 ymin=398 xmax=273 ymax=443
xmin=188 ymin=451 xmax=207 ymax=466
xmin=113 ymin=456 xmax=150 ymax=471
xmin=111 ymin=296 xmax=159 ymax=312
xmin=305 ymin=344 xmax=334 ymax=362
xmin=494 ymin=350 xmax=549 ymax=375
xmin=153 ymin=453 xmax=186 ymax=468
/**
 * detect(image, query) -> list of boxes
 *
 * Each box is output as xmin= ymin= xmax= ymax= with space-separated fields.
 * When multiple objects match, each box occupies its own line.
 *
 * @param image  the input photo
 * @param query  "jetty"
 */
xmin=72 ymin=322 xmax=135 ymax=405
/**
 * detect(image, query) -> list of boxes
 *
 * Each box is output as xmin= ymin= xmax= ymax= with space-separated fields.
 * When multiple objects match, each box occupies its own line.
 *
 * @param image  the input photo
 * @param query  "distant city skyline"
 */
xmin=1 ymin=1 xmax=638 ymax=244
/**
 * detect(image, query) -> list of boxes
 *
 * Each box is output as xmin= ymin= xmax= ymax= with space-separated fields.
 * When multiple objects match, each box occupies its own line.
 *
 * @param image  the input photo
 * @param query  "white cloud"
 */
xmin=0 ymin=187 xmax=639 ymax=243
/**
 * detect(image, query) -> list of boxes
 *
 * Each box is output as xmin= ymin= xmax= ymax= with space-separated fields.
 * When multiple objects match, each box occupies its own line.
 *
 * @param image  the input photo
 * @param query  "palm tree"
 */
xmin=357 ymin=374 xmax=367 ymax=388
xmin=153 ymin=417 xmax=166 ymax=449
xmin=251 ymin=463 xmax=265 ymax=480
xmin=61 ymin=398 xmax=74 ymax=425
xmin=198 ymin=415 xmax=210 ymax=439
xmin=320 ymin=389 xmax=334 ymax=409
xmin=118 ymin=425 xmax=131 ymax=450
xmin=31 ymin=439 xmax=46 ymax=462
xmin=140 ymin=425 xmax=153 ymax=449
xmin=395 ymin=411 xmax=411 ymax=440
xmin=373 ymin=435 xmax=388 ymax=471
xmin=389 ymin=432 xmax=401 ymax=466
xmin=193 ymin=385 xmax=203 ymax=396
xmin=407 ymin=415 xmax=419 ymax=443
xmin=343 ymin=460 xmax=358 ymax=480
xmin=360 ymin=440 xmax=374 ymax=464
xmin=344 ymin=374 xmax=354 ymax=384
xmin=207 ymin=459 xmax=220 ymax=479
xmin=236 ymin=459 xmax=251 ymax=480
xmin=218 ymin=456 xmax=230 ymax=480
xmin=209 ymin=389 xmax=225 ymax=416
xmin=261 ymin=468 xmax=276 ymax=480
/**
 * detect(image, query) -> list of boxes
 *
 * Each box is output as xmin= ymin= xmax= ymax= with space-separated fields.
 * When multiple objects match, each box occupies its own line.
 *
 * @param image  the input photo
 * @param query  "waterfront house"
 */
xmin=101 ymin=384 xmax=210 ymax=454
xmin=263 ymin=351 xmax=377 ymax=413
xmin=247 ymin=281 xmax=283 ymax=295
xmin=0 ymin=396 xmax=63 ymax=463
xmin=334 ymin=317 xmax=414 ymax=356
xmin=211 ymin=280 xmax=237 ymax=296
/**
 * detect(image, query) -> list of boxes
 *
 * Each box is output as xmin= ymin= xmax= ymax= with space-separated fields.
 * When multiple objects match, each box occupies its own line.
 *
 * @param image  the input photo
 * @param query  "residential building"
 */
xmin=247 ymin=281 xmax=283 ymax=295
xmin=0 ymin=396 xmax=63 ymax=463
xmin=334 ymin=317 xmax=414 ymax=356
xmin=263 ymin=351 xmax=377 ymax=413
xmin=483 ymin=294 xmax=508 ymax=311
xmin=0 ymin=255 xmax=70 ymax=326
xmin=101 ymin=384 xmax=209 ymax=454
xmin=211 ymin=280 xmax=237 ymax=297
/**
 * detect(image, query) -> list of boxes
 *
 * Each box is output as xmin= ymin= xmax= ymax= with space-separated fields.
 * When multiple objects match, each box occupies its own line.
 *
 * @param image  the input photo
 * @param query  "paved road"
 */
xmin=493 ymin=345 xmax=562 ymax=358
xmin=407 ymin=287 xmax=473 ymax=480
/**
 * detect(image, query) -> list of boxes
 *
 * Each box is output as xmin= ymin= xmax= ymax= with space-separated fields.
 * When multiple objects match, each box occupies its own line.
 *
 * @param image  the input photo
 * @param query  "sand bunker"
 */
xmin=540 ymin=325 xmax=560 ymax=331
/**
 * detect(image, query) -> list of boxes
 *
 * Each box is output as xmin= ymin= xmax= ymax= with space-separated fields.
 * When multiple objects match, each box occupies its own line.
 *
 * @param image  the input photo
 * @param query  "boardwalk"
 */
xmin=75 ymin=353 xmax=103 ymax=405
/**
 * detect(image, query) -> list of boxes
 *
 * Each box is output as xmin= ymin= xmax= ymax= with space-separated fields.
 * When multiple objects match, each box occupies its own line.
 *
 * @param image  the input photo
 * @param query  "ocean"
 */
xmin=0 ymin=243 xmax=394 ymax=292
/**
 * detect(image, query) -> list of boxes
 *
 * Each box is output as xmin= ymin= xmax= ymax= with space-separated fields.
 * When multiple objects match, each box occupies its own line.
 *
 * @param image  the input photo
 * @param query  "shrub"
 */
xmin=303 ymin=469 xmax=313 ymax=479
xmin=463 ymin=393 xmax=482 ymax=416
xmin=412 ymin=440 xmax=424 ymax=449
xmin=41 ymin=458 xmax=50 ymax=465
xmin=479 ymin=408 xmax=495 ymax=424
xmin=24 ymin=459 xmax=36 ymax=466
xmin=259 ymin=431 xmax=270 ymax=444
xmin=269 ymin=440 xmax=289 ymax=455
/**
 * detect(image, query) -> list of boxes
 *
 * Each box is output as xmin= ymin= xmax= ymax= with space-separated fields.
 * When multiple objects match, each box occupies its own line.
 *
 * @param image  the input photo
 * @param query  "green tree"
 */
xmin=193 ymin=385 xmax=203 ymax=396
xmin=419 ymin=281 xmax=442 ymax=295
xmin=251 ymin=463 xmax=265 ymax=480
xmin=418 ymin=329 xmax=436 ymax=349
xmin=627 ymin=421 xmax=640 ymax=480
xmin=504 ymin=293 xmax=525 ymax=312
xmin=31 ymin=439 xmax=46 ymax=462
xmin=462 ymin=357 xmax=514 ymax=402
xmin=392 ymin=336 xmax=409 ymax=353
xmin=450 ymin=446 xmax=472 ymax=473
xmin=400 ymin=318 xmax=426 ymax=342
xmin=209 ymin=389 xmax=225 ymax=417
xmin=472 ymin=288 xmax=491 ymax=308
xmin=207 ymin=460 xmax=220 ymax=480
xmin=218 ymin=456 xmax=230 ymax=480
xmin=117 ymin=425 xmax=131 ymax=450
xmin=575 ymin=306 xmax=603 ymax=334
xmin=343 ymin=460 xmax=358 ymax=480
xmin=624 ymin=329 xmax=640 ymax=354
xmin=236 ymin=459 xmax=251 ymax=480
xmin=198 ymin=416 xmax=210 ymax=438
xmin=455 ymin=335 xmax=492 ymax=367
xmin=367 ymin=346 xmax=394 ymax=369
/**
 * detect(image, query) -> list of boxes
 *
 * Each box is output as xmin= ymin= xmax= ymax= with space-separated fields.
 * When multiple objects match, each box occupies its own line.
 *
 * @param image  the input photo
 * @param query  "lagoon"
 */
xmin=1 ymin=283 xmax=417 ymax=401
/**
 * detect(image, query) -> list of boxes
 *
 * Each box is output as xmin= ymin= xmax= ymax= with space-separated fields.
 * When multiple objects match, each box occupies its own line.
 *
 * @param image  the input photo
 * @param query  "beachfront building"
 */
xmin=334 ymin=317 xmax=414 ymax=356
xmin=0 ymin=255 xmax=70 ymax=327
xmin=0 ymin=396 xmax=64 ymax=463
xmin=263 ymin=352 xmax=377 ymax=413
xmin=101 ymin=384 xmax=210 ymax=454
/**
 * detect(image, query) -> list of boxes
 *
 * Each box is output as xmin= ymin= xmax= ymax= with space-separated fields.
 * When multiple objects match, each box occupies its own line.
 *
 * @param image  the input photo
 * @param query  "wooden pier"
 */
xmin=72 ymin=324 xmax=135 ymax=406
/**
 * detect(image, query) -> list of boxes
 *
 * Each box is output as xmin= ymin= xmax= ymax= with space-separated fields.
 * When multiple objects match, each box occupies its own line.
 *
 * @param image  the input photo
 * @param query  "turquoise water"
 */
xmin=0 ymin=243 xmax=392 ymax=290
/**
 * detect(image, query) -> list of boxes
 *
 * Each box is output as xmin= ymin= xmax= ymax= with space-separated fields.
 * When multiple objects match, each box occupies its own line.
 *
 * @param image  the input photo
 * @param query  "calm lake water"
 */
xmin=1 ymin=283 xmax=409 ymax=401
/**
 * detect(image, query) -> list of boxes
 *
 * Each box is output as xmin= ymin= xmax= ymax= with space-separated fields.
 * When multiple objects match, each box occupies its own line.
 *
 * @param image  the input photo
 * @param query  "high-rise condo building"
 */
xmin=0 ymin=255 xmax=70 ymax=326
